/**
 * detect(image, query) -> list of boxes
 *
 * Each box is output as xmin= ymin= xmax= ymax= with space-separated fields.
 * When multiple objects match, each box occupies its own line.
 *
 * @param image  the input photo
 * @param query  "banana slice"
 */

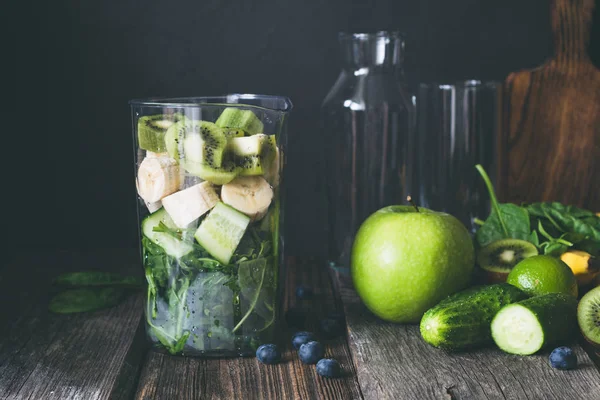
xmin=135 ymin=179 xmax=163 ymax=213
xmin=136 ymin=156 xmax=180 ymax=203
xmin=146 ymin=151 xmax=170 ymax=159
xmin=221 ymin=176 xmax=273 ymax=222
xmin=162 ymin=181 xmax=219 ymax=228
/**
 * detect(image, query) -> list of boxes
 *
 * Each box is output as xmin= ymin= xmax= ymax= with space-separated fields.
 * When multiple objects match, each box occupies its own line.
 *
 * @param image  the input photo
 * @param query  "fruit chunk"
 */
xmin=138 ymin=113 xmax=185 ymax=152
xmin=182 ymin=121 xmax=228 ymax=167
xmin=491 ymin=293 xmax=578 ymax=355
xmin=476 ymin=238 xmax=538 ymax=282
xmin=221 ymin=176 xmax=273 ymax=221
xmin=216 ymin=107 xmax=264 ymax=135
xmin=136 ymin=155 xmax=180 ymax=203
xmin=264 ymin=146 xmax=281 ymax=187
xmin=194 ymin=202 xmax=250 ymax=264
xmin=161 ymin=181 xmax=219 ymax=228
xmin=223 ymin=129 xmax=245 ymax=139
xmin=577 ymin=285 xmax=600 ymax=347
xmin=507 ymin=255 xmax=578 ymax=297
xmin=420 ymin=283 xmax=528 ymax=350
xmin=142 ymin=208 xmax=193 ymax=258
xmin=184 ymin=160 xmax=241 ymax=185
xmin=228 ymin=134 xmax=277 ymax=176
xmin=560 ymin=250 xmax=600 ymax=286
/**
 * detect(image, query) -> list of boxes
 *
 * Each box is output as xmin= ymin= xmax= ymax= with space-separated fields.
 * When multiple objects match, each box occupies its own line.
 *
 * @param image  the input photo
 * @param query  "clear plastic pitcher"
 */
xmin=130 ymin=94 xmax=292 ymax=357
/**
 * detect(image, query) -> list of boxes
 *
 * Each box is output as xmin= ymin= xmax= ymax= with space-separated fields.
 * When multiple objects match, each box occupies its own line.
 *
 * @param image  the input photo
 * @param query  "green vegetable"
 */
xmin=54 ymin=271 xmax=144 ymax=288
xmin=49 ymin=271 xmax=142 ymax=314
xmin=474 ymin=165 xmax=600 ymax=258
xmin=420 ymin=283 xmax=528 ymax=350
xmin=474 ymin=165 xmax=532 ymax=247
xmin=491 ymin=293 xmax=578 ymax=355
xmin=49 ymin=287 xmax=130 ymax=314
xmin=142 ymin=224 xmax=277 ymax=355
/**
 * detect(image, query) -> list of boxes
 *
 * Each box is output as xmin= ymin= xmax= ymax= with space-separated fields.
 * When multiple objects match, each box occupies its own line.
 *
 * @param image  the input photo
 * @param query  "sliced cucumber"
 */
xmin=194 ymin=202 xmax=250 ymax=264
xmin=491 ymin=293 xmax=578 ymax=355
xmin=142 ymin=208 xmax=193 ymax=258
xmin=419 ymin=283 xmax=528 ymax=350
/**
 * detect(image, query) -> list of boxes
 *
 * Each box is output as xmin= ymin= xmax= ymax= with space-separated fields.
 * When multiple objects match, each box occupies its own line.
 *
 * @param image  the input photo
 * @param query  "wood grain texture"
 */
xmin=0 ymin=249 xmax=147 ymax=400
xmin=331 ymin=268 xmax=600 ymax=400
xmin=135 ymin=258 xmax=363 ymax=400
xmin=499 ymin=0 xmax=600 ymax=210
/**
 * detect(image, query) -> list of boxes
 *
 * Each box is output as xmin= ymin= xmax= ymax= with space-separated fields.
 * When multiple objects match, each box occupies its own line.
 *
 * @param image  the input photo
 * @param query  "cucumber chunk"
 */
xmin=194 ymin=202 xmax=250 ymax=264
xmin=491 ymin=293 xmax=577 ymax=355
xmin=142 ymin=208 xmax=193 ymax=258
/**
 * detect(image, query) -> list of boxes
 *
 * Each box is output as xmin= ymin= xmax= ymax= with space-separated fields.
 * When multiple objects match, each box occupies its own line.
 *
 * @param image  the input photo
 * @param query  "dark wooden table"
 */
xmin=2 ymin=250 xmax=600 ymax=400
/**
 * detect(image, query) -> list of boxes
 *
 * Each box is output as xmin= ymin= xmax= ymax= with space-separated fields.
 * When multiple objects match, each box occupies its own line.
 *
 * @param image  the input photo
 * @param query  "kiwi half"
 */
xmin=477 ymin=238 xmax=539 ymax=283
xmin=578 ymin=286 xmax=600 ymax=347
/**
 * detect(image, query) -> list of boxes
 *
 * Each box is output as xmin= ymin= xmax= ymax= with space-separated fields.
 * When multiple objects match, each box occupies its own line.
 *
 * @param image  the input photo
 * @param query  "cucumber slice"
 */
xmin=142 ymin=208 xmax=193 ymax=258
xmin=194 ymin=202 xmax=250 ymax=264
xmin=419 ymin=283 xmax=528 ymax=350
xmin=491 ymin=293 xmax=577 ymax=355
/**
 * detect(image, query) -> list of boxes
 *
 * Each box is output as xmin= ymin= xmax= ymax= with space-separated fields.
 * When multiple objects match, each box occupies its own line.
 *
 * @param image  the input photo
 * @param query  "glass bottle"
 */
xmin=322 ymin=31 xmax=415 ymax=268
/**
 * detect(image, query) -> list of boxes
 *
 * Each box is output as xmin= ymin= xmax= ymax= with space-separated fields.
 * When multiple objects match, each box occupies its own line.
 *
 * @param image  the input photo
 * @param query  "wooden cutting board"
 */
xmin=499 ymin=0 xmax=600 ymax=210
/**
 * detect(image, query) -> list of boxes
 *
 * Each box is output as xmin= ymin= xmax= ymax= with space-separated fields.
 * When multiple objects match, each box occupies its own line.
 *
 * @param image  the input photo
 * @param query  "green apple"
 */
xmin=351 ymin=205 xmax=475 ymax=323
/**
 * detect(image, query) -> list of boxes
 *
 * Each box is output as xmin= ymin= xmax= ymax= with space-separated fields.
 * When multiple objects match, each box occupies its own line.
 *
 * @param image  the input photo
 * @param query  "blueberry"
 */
xmin=256 ymin=344 xmax=281 ymax=364
xmin=285 ymin=307 xmax=306 ymax=329
xmin=320 ymin=316 xmax=344 ymax=339
xmin=292 ymin=331 xmax=316 ymax=350
xmin=296 ymin=285 xmax=314 ymax=300
xmin=316 ymin=358 xmax=341 ymax=378
xmin=549 ymin=346 xmax=577 ymax=370
xmin=298 ymin=341 xmax=325 ymax=364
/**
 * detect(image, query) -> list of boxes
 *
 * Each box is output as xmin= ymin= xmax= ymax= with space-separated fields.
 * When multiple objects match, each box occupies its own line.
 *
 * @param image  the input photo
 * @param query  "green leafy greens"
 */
xmin=475 ymin=164 xmax=600 ymax=257
xmin=142 ymin=223 xmax=276 ymax=355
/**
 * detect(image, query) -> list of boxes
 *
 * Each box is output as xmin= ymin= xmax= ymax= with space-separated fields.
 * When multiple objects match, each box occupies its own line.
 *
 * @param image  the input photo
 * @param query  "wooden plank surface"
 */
xmin=0 ymin=250 xmax=147 ymax=400
xmin=135 ymin=257 xmax=363 ymax=400
xmin=331 ymin=268 xmax=600 ymax=400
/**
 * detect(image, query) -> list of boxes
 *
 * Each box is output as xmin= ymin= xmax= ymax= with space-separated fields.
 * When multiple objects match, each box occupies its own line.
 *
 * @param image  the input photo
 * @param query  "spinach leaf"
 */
xmin=49 ymin=287 xmax=130 ymax=314
xmin=525 ymin=202 xmax=600 ymax=255
xmin=474 ymin=165 xmax=533 ymax=247
xmin=475 ymin=203 xmax=532 ymax=247
xmin=54 ymin=272 xmax=144 ymax=288
xmin=233 ymin=257 xmax=275 ymax=333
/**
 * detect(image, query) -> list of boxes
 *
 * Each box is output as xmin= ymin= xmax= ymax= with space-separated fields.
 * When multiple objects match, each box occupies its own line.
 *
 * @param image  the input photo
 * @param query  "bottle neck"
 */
xmin=339 ymin=31 xmax=405 ymax=71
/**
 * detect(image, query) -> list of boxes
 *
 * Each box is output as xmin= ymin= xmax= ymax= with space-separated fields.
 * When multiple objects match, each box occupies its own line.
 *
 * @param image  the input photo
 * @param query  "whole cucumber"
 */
xmin=491 ymin=293 xmax=578 ymax=355
xmin=420 ymin=283 xmax=528 ymax=350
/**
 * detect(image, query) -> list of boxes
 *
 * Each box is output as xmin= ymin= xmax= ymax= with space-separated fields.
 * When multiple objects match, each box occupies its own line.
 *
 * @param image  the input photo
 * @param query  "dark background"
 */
xmin=10 ymin=0 xmax=600 ymax=261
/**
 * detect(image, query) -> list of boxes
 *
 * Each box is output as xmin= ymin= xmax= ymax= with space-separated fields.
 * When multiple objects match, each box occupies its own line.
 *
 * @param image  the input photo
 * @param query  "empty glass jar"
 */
xmin=322 ymin=31 xmax=415 ymax=268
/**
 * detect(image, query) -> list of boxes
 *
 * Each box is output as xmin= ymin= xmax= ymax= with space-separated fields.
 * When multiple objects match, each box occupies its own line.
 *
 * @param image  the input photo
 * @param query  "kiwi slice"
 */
xmin=138 ymin=113 xmax=185 ymax=152
xmin=477 ymin=238 xmax=539 ymax=282
xmin=223 ymin=129 xmax=245 ymax=139
xmin=227 ymin=134 xmax=277 ymax=176
xmin=578 ymin=286 xmax=600 ymax=347
xmin=184 ymin=160 xmax=241 ymax=185
xmin=215 ymin=108 xmax=264 ymax=135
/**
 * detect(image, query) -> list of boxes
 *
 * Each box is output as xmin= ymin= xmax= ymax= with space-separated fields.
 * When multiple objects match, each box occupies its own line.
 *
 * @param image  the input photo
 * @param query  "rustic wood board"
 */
xmin=135 ymin=257 xmax=363 ymax=400
xmin=499 ymin=0 xmax=600 ymax=209
xmin=0 ymin=250 xmax=147 ymax=400
xmin=331 ymin=268 xmax=600 ymax=400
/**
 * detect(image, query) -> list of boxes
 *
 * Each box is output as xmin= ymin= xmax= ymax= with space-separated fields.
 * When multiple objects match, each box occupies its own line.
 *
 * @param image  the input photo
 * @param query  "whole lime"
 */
xmin=506 ymin=255 xmax=578 ymax=297
xmin=350 ymin=205 xmax=475 ymax=323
